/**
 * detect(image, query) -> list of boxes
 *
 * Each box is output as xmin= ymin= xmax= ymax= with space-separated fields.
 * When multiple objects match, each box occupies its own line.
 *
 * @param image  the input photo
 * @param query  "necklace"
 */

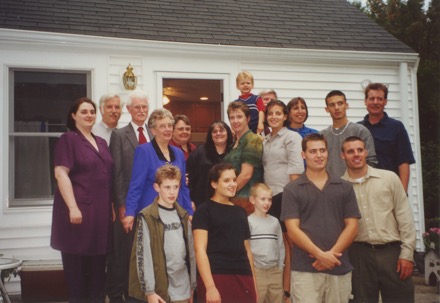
xmin=330 ymin=121 xmax=350 ymax=136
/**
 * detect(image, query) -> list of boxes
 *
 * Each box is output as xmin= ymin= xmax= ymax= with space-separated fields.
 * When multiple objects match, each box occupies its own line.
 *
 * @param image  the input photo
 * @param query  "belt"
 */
xmin=354 ymin=241 xmax=401 ymax=250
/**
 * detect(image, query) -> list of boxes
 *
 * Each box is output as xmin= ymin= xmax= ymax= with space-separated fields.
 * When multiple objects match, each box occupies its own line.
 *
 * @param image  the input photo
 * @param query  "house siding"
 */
xmin=0 ymin=29 xmax=423 ymax=294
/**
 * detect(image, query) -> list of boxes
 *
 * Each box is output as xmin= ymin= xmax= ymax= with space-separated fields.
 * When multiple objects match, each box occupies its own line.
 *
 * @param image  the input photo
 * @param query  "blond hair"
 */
xmin=236 ymin=71 xmax=254 ymax=86
xmin=250 ymin=183 xmax=272 ymax=198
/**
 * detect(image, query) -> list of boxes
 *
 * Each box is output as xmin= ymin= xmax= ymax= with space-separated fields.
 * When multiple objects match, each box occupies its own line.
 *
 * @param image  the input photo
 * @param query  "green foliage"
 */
xmin=352 ymin=0 xmax=440 ymax=218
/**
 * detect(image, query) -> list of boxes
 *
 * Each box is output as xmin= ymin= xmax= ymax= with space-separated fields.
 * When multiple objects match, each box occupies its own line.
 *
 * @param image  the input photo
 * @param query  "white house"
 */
xmin=0 ymin=0 xmax=424 ymax=294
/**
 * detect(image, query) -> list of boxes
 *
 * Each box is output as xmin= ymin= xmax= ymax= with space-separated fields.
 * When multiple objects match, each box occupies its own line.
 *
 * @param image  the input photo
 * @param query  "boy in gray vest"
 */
xmin=128 ymin=165 xmax=196 ymax=303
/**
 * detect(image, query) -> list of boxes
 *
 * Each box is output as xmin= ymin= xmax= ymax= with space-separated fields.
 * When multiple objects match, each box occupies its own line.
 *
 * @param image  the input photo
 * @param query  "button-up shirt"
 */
xmin=342 ymin=165 xmax=416 ymax=261
xmin=263 ymin=127 xmax=304 ymax=195
xmin=92 ymin=120 xmax=117 ymax=145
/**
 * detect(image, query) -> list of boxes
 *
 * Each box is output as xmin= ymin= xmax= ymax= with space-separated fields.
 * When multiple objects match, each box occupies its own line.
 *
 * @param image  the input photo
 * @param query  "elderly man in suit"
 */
xmin=106 ymin=90 xmax=152 ymax=303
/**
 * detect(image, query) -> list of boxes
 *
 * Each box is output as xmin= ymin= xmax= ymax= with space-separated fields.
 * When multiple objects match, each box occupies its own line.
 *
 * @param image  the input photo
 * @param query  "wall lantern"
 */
xmin=122 ymin=64 xmax=137 ymax=90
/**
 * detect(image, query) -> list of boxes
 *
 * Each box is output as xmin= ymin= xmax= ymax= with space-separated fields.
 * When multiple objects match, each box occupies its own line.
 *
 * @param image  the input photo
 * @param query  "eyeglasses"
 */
xmin=156 ymin=123 xmax=174 ymax=130
xmin=176 ymin=127 xmax=191 ymax=132
xmin=132 ymin=105 xmax=148 ymax=111
xmin=212 ymin=129 xmax=226 ymax=134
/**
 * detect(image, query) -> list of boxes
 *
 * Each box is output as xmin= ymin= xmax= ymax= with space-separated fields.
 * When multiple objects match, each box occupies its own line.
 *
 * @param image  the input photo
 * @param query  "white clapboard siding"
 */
xmin=0 ymin=30 xmax=424 ymax=281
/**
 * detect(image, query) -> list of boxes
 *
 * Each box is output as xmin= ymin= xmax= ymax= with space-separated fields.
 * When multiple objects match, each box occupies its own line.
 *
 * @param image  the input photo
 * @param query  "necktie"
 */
xmin=138 ymin=127 xmax=147 ymax=144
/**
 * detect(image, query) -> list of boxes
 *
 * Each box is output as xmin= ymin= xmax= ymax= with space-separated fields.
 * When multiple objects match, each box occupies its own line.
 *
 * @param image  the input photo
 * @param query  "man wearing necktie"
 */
xmin=107 ymin=90 xmax=153 ymax=303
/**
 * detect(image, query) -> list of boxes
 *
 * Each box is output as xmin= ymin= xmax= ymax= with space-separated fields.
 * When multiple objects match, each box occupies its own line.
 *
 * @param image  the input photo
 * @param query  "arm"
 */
xmin=277 ymin=224 xmax=286 ymax=269
xmin=54 ymin=166 xmax=82 ymax=224
xmin=330 ymin=218 xmax=358 ymax=253
xmin=177 ymin=152 xmax=194 ymax=215
xmin=194 ymin=229 xmax=221 ymax=303
xmin=236 ymin=162 xmax=254 ymax=192
xmin=257 ymin=111 xmax=265 ymax=134
xmin=362 ymin=127 xmax=378 ymax=168
xmin=244 ymin=239 xmax=258 ymax=299
xmin=123 ymin=146 xmax=150 ymax=231
xmin=284 ymin=218 xmax=342 ymax=270
xmin=311 ymin=218 xmax=358 ymax=271
xmin=187 ymin=222 xmax=197 ymax=294
xmin=391 ymin=174 xmax=416 ymax=279
xmin=109 ymin=131 xmax=126 ymax=221
xmin=398 ymin=162 xmax=410 ymax=193
xmin=135 ymin=217 xmax=165 ymax=303
xmin=286 ymin=132 xmax=304 ymax=181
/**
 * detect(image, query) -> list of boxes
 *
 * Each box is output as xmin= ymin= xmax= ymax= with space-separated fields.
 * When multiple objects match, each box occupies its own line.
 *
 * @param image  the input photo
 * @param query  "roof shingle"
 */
xmin=0 ymin=0 xmax=415 ymax=53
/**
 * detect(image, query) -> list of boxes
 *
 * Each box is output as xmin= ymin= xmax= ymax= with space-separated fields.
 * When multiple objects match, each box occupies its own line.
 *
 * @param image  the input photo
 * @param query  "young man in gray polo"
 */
xmin=281 ymin=133 xmax=360 ymax=303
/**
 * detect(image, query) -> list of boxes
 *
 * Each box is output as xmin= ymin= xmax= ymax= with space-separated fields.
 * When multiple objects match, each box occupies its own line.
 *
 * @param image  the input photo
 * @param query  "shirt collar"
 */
xmin=342 ymin=165 xmax=381 ymax=183
xmin=363 ymin=112 xmax=389 ymax=126
xmin=152 ymin=138 xmax=176 ymax=163
xmin=296 ymin=172 xmax=343 ymax=185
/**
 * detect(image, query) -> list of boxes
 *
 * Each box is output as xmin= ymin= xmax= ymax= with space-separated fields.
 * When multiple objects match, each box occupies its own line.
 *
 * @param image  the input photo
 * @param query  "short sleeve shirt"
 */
xmin=192 ymin=200 xmax=252 ymax=275
xmin=280 ymin=173 xmax=361 ymax=275
xmin=224 ymin=130 xmax=263 ymax=197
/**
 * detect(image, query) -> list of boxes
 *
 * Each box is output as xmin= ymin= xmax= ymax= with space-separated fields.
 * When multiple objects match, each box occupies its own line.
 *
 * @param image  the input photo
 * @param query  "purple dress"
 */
xmin=51 ymin=131 xmax=113 ymax=255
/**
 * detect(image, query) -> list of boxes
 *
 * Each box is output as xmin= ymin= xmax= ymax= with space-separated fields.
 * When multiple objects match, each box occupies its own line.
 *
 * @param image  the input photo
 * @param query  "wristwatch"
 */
xmin=284 ymin=290 xmax=291 ymax=298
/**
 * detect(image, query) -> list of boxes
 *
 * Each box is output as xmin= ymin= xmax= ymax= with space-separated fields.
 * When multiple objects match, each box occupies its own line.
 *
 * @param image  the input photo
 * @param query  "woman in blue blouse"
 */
xmin=123 ymin=108 xmax=193 ymax=232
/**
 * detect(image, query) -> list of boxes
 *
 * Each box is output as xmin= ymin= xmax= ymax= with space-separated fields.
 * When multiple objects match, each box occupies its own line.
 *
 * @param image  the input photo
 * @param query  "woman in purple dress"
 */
xmin=51 ymin=97 xmax=113 ymax=303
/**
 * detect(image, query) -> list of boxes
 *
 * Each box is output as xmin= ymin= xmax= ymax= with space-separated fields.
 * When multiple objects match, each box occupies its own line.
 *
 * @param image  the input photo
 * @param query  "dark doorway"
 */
xmin=163 ymin=78 xmax=223 ymax=144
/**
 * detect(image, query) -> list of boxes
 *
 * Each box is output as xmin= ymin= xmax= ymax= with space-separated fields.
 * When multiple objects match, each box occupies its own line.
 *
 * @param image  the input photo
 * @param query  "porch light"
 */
xmin=122 ymin=64 xmax=137 ymax=90
xmin=163 ymin=95 xmax=170 ymax=105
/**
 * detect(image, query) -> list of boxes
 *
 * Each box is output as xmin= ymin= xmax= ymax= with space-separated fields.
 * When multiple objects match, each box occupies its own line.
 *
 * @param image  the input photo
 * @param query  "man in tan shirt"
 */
xmin=341 ymin=136 xmax=416 ymax=303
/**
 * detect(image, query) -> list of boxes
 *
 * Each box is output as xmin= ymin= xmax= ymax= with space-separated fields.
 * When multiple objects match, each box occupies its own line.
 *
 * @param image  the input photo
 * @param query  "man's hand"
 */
xmin=118 ymin=206 xmax=126 ymax=223
xmin=397 ymin=258 xmax=413 ymax=280
xmin=123 ymin=215 xmax=134 ymax=233
xmin=312 ymin=251 xmax=342 ymax=271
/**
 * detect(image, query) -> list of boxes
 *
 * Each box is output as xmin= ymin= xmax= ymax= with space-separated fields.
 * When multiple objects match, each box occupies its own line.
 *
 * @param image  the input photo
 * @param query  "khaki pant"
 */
xmin=255 ymin=266 xmax=283 ymax=303
xmin=291 ymin=271 xmax=352 ymax=303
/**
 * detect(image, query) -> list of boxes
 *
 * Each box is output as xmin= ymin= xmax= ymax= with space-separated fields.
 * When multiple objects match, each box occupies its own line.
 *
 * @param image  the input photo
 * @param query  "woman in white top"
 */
xmin=262 ymin=100 xmax=304 ymax=302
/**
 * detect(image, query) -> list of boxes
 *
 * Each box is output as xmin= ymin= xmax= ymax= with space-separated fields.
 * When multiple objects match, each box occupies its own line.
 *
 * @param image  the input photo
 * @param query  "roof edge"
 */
xmin=0 ymin=29 xmax=419 ymax=64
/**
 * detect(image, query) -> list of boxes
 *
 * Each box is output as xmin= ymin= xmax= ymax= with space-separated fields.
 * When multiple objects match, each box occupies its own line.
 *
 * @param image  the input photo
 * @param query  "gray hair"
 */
xmin=126 ymin=89 xmax=149 ymax=106
xmin=99 ymin=93 xmax=122 ymax=110
xmin=148 ymin=108 xmax=174 ymax=129
xmin=258 ymin=89 xmax=278 ymax=99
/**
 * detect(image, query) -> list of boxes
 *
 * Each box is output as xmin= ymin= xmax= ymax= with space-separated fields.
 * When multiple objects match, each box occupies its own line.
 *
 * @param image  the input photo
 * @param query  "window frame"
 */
xmin=8 ymin=67 xmax=91 ymax=207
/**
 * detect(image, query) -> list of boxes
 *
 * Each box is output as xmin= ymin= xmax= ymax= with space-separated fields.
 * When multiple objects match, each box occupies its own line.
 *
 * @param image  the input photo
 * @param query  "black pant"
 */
xmin=349 ymin=242 xmax=414 ymax=303
xmin=105 ymin=217 xmax=135 ymax=301
xmin=61 ymin=252 xmax=107 ymax=303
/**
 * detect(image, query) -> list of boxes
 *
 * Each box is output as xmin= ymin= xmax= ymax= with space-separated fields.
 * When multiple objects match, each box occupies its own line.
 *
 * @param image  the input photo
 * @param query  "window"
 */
xmin=9 ymin=69 xmax=90 ymax=207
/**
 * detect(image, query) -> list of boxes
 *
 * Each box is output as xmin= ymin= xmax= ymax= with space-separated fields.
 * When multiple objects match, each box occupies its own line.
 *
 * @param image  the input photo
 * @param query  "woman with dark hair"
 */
xmin=193 ymin=163 xmax=257 ymax=303
xmin=51 ymin=97 xmax=113 ymax=303
xmin=287 ymin=97 xmax=318 ymax=138
xmin=263 ymin=100 xmax=304 ymax=301
xmin=186 ymin=121 xmax=233 ymax=209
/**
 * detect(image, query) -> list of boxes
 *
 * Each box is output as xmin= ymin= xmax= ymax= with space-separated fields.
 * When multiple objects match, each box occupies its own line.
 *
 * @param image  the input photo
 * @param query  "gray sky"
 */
xmin=348 ymin=0 xmax=430 ymax=10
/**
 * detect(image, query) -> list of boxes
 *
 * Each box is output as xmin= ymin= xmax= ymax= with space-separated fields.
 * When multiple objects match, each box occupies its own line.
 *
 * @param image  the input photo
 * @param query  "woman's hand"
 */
xmin=69 ymin=207 xmax=82 ymax=224
xmin=206 ymin=285 xmax=221 ymax=303
xmin=146 ymin=293 xmax=166 ymax=303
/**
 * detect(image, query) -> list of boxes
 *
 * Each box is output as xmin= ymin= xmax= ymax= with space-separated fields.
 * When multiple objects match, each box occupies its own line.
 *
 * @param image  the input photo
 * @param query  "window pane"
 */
xmin=13 ymin=136 xmax=58 ymax=200
xmin=14 ymin=71 xmax=88 ymax=133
